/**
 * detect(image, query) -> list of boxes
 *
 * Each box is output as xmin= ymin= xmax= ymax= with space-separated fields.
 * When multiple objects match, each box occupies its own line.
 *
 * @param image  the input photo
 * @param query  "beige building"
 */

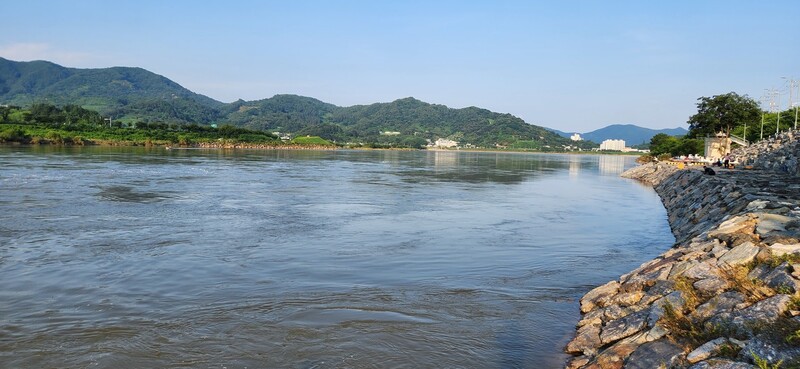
xmin=704 ymin=132 xmax=731 ymax=160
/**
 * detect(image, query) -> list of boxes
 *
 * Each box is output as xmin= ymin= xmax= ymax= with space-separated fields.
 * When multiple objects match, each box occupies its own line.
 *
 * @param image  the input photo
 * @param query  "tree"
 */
xmin=687 ymin=92 xmax=760 ymax=138
xmin=649 ymin=133 xmax=679 ymax=156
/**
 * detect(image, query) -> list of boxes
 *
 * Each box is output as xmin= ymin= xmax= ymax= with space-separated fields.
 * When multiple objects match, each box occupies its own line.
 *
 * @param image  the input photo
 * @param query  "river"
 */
xmin=0 ymin=147 xmax=673 ymax=368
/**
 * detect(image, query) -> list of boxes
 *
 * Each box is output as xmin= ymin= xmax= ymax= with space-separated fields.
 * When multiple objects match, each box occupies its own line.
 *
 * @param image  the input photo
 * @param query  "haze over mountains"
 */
xmin=0 ymin=57 xmax=685 ymax=148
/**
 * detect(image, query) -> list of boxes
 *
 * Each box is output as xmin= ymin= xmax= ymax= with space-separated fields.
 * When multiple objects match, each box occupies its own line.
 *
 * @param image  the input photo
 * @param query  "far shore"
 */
xmin=0 ymin=141 xmax=644 ymax=156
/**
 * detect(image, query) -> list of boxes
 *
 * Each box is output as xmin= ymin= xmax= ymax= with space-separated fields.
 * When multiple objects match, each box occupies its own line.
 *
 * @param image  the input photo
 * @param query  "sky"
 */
xmin=1 ymin=0 xmax=798 ymax=133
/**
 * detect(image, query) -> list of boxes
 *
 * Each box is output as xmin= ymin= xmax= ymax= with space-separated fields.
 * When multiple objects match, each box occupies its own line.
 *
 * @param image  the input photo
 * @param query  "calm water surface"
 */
xmin=0 ymin=147 xmax=673 ymax=368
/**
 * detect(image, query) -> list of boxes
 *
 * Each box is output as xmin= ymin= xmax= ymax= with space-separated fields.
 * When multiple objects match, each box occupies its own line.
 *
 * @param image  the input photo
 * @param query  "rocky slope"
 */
xmin=565 ymin=162 xmax=800 ymax=368
xmin=732 ymin=130 xmax=800 ymax=176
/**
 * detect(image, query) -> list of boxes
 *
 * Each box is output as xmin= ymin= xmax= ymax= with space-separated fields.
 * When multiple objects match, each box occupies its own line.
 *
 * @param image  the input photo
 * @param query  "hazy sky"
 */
xmin=1 ymin=1 xmax=798 ymax=132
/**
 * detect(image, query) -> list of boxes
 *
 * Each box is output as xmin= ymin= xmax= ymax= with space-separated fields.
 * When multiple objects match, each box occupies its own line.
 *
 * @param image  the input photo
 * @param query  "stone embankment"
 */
xmin=565 ymin=162 xmax=800 ymax=368
xmin=732 ymin=130 xmax=800 ymax=176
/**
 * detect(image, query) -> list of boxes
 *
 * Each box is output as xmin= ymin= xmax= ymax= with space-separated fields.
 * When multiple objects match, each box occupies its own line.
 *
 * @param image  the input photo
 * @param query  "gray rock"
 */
xmin=566 ymin=323 xmax=602 ymax=355
xmin=728 ymin=294 xmax=793 ymax=335
xmin=688 ymin=359 xmax=757 ymax=369
xmin=612 ymin=291 xmax=645 ymax=307
xmin=648 ymin=291 xmax=685 ymax=326
xmin=684 ymin=260 xmax=723 ymax=280
xmin=693 ymin=277 xmax=730 ymax=295
xmin=600 ymin=309 xmax=650 ymax=344
xmin=687 ymin=337 xmax=728 ymax=363
xmin=761 ymin=262 xmax=800 ymax=293
xmin=756 ymin=213 xmax=795 ymax=236
xmin=566 ymin=355 xmax=590 ymax=369
xmin=581 ymin=280 xmax=620 ymax=313
xmin=740 ymin=333 xmax=800 ymax=366
xmin=670 ymin=260 xmax=700 ymax=279
xmin=690 ymin=291 xmax=747 ymax=323
xmin=747 ymin=264 xmax=771 ymax=280
xmin=604 ymin=304 xmax=635 ymax=321
xmin=717 ymin=242 xmax=760 ymax=268
xmin=768 ymin=242 xmax=800 ymax=256
xmin=578 ymin=308 xmax=605 ymax=327
xmin=709 ymin=215 xmax=753 ymax=238
xmin=623 ymin=338 xmax=685 ymax=369
xmin=642 ymin=325 xmax=669 ymax=342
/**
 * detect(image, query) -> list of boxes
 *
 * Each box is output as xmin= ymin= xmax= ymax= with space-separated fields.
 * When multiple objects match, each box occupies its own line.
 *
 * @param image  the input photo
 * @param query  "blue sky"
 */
xmin=1 ymin=1 xmax=798 ymax=132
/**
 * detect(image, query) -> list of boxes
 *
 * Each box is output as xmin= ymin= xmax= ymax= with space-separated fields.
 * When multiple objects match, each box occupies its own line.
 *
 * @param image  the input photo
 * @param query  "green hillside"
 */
xmin=0 ymin=57 xmax=222 ymax=114
xmin=0 ymin=58 xmax=591 ymax=150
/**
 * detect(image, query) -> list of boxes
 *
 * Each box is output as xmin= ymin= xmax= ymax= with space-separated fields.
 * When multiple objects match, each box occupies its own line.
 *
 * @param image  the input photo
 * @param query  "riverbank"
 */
xmin=565 ymin=163 xmax=800 ymax=368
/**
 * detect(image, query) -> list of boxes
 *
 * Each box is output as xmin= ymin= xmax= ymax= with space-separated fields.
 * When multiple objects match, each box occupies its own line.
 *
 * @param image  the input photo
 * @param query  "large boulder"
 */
xmin=600 ymin=310 xmax=650 ymax=344
xmin=717 ymin=242 xmax=760 ymax=268
xmin=623 ymin=339 xmax=685 ymax=369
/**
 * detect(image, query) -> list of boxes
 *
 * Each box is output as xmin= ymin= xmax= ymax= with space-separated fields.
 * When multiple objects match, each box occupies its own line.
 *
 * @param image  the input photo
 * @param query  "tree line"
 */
xmin=0 ymin=103 xmax=282 ymax=146
xmin=648 ymin=91 xmax=796 ymax=157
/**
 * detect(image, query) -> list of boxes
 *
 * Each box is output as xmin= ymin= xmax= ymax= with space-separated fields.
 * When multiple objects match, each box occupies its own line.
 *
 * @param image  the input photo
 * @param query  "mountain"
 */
xmin=329 ymin=97 xmax=574 ymax=147
xmin=581 ymin=124 xmax=687 ymax=145
xmin=546 ymin=124 xmax=688 ymax=145
xmin=0 ymin=57 xmax=587 ymax=149
xmin=0 ymin=57 xmax=223 ymax=118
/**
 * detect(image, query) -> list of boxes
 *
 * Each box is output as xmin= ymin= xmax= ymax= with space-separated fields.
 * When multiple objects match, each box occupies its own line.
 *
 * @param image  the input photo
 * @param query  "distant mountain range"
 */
xmin=0 ymin=57 xmax=595 ymax=149
xmin=549 ymin=124 xmax=688 ymax=145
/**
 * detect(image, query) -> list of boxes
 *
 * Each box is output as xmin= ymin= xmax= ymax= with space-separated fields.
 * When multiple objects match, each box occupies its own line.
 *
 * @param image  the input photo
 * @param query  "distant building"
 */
xmin=380 ymin=131 xmax=401 ymax=136
xmin=433 ymin=138 xmax=458 ymax=148
xmin=599 ymin=139 xmax=626 ymax=151
xmin=570 ymin=133 xmax=583 ymax=141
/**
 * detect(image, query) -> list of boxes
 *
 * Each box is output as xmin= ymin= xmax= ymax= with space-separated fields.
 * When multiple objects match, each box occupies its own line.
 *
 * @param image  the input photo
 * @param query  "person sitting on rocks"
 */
xmin=703 ymin=166 xmax=716 ymax=175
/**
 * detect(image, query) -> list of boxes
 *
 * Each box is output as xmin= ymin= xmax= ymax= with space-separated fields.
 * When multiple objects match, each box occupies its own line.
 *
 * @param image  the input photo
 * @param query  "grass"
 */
xmin=659 ymin=301 xmax=733 ymax=349
xmin=674 ymin=276 xmax=701 ymax=310
xmin=720 ymin=265 xmax=776 ymax=302
xmin=290 ymin=135 xmax=334 ymax=146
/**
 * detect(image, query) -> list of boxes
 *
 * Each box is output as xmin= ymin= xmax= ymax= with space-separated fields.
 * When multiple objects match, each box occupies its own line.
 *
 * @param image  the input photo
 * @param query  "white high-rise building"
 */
xmin=599 ymin=139 xmax=626 ymax=151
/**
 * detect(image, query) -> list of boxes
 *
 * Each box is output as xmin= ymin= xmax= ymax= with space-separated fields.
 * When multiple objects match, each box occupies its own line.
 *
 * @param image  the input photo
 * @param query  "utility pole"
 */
xmin=791 ymin=78 xmax=799 ymax=130
xmin=776 ymin=89 xmax=782 ymax=135
xmin=760 ymin=93 xmax=769 ymax=140
xmin=783 ymin=77 xmax=798 ymax=131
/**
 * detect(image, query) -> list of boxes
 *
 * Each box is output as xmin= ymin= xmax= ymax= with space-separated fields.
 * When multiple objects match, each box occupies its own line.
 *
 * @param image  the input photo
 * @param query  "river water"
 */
xmin=0 ymin=147 xmax=673 ymax=368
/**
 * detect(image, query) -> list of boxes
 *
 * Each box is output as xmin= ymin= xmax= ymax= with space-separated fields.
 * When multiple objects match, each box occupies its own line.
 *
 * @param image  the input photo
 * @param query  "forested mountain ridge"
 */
xmin=0 ymin=58 xmax=588 ymax=149
xmin=0 ymin=57 xmax=222 ymax=114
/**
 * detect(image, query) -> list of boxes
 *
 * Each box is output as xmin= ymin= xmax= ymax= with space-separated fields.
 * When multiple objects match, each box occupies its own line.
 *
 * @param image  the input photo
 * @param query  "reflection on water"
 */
xmin=598 ymin=155 xmax=627 ymax=176
xmin=0 ymin=147 xmax=671 ymax=368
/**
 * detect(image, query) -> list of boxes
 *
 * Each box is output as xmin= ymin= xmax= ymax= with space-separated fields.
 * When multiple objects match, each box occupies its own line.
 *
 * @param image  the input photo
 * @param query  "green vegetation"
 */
xmin=687 ymin=92 xmax=761 ymax=138
xmin=290 ymin=136 xmax=334 ymax=146
xmin=0 ymin=104 xmax=279 ymax=146
xmin=0 ymin=58 xmax=598 ymax=151
xmin=753 ymin=352 xmax=783 ymax=369
xmin=648 ymin=133 xmax=704 ymax=157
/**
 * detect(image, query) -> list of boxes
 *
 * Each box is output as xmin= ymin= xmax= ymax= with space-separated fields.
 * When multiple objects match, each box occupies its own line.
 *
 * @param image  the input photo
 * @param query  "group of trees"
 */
xmin=0 ymin=103 xmax=281 ymax=145
xmin=649 ymin=91 xmax=798 ymax=157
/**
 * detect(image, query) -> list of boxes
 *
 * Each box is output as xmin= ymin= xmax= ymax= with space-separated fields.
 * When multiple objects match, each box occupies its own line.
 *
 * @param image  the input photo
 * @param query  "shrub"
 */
xmin=0 ymin=127 xmax=28 ymax=142
xmin=44 ymin=131 xmax=64 ymax=144
xmin=637 ymin=155 xmax=656 ymax=164
xmin=177 ymin=135 xmax=191 ymax=146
